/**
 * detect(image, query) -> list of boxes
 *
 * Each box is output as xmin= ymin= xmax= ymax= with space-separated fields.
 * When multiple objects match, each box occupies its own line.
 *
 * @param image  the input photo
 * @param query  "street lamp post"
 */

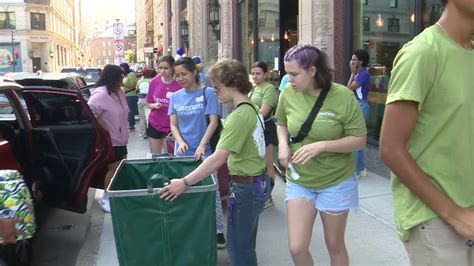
xmin=11 ymin=29 xmax=15 ymax=72
xmin=208 ymin=0 xmax=221 ymax=41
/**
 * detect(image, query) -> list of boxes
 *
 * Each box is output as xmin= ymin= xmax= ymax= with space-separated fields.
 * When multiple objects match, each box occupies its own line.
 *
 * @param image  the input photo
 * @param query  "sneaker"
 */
xmin=264 ymin=197 xmax=274 ymax=209
xmin=217 ymin=233 xmax=226 ymax=249
xmin=139 ymin=134 xmax=148 ymax=139
xmin=99 ymin=197 xmax=110 ymax=213
xmin=357 ymin=168 xmax=367 ymax=179
xmin=128 ymin=126 xmax=136 ymax=132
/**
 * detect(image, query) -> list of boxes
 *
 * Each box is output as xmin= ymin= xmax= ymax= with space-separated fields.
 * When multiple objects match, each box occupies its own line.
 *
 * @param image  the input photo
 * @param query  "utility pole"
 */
xmin=11 ymin=29 xmax=15 ymax=72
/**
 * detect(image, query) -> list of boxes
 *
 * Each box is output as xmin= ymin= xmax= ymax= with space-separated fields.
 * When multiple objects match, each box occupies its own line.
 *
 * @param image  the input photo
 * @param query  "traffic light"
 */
xmin=153 ymin=47 xmax=158 ymax=54
xmin=13 ymin=48 xmax=19 ymax=59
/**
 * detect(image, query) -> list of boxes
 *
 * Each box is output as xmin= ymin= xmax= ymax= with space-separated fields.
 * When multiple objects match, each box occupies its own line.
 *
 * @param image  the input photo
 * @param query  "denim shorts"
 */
xmin=285 ymin=174 xmax=359 ymax=212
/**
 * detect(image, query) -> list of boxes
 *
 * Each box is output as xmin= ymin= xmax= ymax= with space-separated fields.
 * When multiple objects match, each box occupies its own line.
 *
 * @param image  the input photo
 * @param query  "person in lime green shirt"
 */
xmin=379 ymin=0 xmax=474 ymax=264
xmin=120 ymin=63 xmax=138 ymax=131
xmin=275 ymin=44 xmax=366 ymax=266
xmin=160 ymin=59 xmax=269 ymax=266
xmin=250 ymin=61 xmax=278 ymax=209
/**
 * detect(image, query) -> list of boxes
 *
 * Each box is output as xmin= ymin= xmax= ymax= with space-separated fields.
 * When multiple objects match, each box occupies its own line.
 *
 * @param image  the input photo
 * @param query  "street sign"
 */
xmin=112 ymin=21 xmax=125 ymax=65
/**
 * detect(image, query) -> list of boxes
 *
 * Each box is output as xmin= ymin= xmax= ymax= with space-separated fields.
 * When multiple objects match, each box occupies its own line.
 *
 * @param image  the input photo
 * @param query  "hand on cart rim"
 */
xmin=159 ymin=178 xmax=187 ymax=201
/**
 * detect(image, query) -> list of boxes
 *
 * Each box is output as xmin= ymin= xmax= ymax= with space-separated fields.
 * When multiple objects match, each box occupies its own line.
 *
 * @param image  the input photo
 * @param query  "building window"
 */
xmin=259 ymin=11 xmax=267 ymax=27
xmin=363 ymin=16 xmax=370 ymax=32
xmin=388 ymin=18 xmax=400 ymax=32
xmin=102 ymin=41 xmax=105 ymax=47
xmin=31 ymin=13 xmax=46 ymax=30
xmin=0 ymin=12 xmax=16 ymax=29
xmin=352 ymin=0 xmax=416 ymax=141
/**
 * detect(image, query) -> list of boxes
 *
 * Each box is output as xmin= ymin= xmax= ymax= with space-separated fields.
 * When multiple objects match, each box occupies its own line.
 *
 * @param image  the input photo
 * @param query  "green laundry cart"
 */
xmin=108 ymin=156 xmax=217 ymax=266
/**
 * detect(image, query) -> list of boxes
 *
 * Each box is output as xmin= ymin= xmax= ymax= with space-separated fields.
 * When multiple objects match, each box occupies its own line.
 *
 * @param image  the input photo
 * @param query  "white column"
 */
xmin=298 ymin=0 xmax=335 ymax=66
xmin=218 ymin=0 xmax=233 ymax=59
xmin=171 ymin=0 xmax=181 ymax=54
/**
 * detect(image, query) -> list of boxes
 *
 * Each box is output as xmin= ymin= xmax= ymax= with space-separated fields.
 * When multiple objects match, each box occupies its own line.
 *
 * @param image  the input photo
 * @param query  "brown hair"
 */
xmin=207 ymin=59 xmax=253 ymax=94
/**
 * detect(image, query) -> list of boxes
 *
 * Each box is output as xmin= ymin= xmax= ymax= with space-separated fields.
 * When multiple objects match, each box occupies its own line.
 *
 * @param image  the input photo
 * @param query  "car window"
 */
xmin=61 ymin=68 xmax=101 ymax=84
xmin=0 ymin=94 xmax=13 ymax=115
xmin=84 ymin=69 xmax=100 ymax=83
xmin=0 ymin=92 xmax=28 ymax=123
xmin=28 ymin=92 xmax=92 ymax=126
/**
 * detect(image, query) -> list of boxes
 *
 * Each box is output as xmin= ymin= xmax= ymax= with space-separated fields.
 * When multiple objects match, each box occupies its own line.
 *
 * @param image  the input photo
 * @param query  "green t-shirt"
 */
xmin=216 ymin=103 xmax=266 ymax=176
xmin=250 ymin=82 xmax=278 ymax=118
xmin=275 ymin=83 xmax=366 ymax=189
xmin=386 ymin=25 xmax=474 ymax=241
xmin=123 ymin=72 xmax=138 ymax=96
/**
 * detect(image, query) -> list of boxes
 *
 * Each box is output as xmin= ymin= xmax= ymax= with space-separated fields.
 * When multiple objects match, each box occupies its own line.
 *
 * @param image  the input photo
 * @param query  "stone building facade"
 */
xmin=0 ymin=0 xmax=78 ymax=73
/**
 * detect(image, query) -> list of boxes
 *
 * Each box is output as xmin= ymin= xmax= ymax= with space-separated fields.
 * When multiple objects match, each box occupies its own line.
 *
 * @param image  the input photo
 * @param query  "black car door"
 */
xmin=21 ymin=87 xmax=112 ymax=213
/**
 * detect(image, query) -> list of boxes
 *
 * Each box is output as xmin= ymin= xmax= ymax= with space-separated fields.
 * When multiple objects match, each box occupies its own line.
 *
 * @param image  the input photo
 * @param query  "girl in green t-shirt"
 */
xmin=160 ymin=59 xmax=270 ymax=266
xmin=250 ymin=61 xmax=278 ymax=209
xmin=275 ymin=44 xmax=367 ymax=265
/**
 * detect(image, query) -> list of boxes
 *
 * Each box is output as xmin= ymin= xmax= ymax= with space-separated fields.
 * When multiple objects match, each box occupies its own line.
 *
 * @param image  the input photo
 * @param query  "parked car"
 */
xmin=60 ymin=67 xmax=101 ymax=86
xmin=0 ymin=80 xmax=113 ymax=213
xmin=7 ymin=72 xmax=92 ymax=101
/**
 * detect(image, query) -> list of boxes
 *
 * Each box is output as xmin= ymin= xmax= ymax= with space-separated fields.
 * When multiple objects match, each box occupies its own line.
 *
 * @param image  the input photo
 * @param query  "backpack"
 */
xmin=202 ymin=87 xmax=223 ymax=152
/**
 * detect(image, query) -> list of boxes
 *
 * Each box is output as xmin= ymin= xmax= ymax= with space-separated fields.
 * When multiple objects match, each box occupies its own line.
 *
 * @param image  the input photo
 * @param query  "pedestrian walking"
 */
xmin=88 ymin=64 xmax=129 ymax=213
xmin=120 ymin=63 xmax=138 ymax=131
xmin=275 ymin=44 xmax=367 ymax=266
xmin=347 ymin=49 xmax=370 ymax=178
xmin=146 ymin=56 xmax=180 ymax=154
xmin=160 ymin=59 xmax=269 ymax=266
xmin=379 ymin=0 xmax=474 ymax=264
xmin=250 ymin=61 xmax=278 ymax=209
xmin=168 ymin=57 xmax=226 ymax=248
xmin=136 ymin=68 xmax=156 ymax=139
xmin=192 ymin=55 xmax=212 ymax=88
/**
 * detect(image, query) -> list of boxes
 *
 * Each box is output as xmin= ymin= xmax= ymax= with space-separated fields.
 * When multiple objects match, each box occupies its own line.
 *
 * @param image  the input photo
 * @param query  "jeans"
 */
xmin=137 ymin=98 xmax=148 ymax=136
xmin=354 ymin=99 xmax=369 ymax=173
xmin=126 ymin=96 xmax=138 ymax=128
xmin=227 ymin=175 xmax=270 ymax=266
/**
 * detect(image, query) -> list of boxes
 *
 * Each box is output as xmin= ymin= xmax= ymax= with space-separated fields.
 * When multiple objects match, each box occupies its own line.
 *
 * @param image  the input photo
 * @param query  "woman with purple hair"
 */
xmin=275 ymin=44 xmax=367 ymax=265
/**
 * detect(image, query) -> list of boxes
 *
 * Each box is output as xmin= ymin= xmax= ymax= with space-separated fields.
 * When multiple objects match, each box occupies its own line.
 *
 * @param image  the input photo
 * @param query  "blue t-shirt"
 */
xmin=354 ymin=68 xmax=370 ymax=101
xmin=168 ymin=87 xmax=220 ymax=156
xmin=279 ymin=74 xmax=289 ymax=92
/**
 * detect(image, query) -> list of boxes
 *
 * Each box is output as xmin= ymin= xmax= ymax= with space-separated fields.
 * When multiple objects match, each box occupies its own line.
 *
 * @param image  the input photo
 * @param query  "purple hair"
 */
xmin=283 ymin=44 xmax=333 ymax=91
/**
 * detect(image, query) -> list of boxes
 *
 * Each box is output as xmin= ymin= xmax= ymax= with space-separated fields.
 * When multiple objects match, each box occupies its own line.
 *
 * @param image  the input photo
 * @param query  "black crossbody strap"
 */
xmin=203 ymin=87 xmax=207 ymax=105
xmin=290 ymin=86 xmax=330 ymax=144
xmin=236 ymin=102 xmax=265 ymax=132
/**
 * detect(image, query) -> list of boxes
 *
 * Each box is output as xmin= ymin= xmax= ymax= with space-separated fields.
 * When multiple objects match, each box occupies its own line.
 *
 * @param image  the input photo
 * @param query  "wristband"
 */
xmin=182 ymin=177 xmax=190 ymax=186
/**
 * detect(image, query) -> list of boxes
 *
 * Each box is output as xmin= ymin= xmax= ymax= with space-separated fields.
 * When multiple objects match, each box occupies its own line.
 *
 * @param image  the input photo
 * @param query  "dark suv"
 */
xmin=0 ymin=78 xmax=112 ymax=213
xmin=60 ymin=67 xmax=101 ymax=86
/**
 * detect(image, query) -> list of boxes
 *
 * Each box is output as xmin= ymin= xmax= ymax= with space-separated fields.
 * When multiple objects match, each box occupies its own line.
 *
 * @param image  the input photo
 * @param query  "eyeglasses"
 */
xmin=174 ymin=72 xmax=191 ymax=79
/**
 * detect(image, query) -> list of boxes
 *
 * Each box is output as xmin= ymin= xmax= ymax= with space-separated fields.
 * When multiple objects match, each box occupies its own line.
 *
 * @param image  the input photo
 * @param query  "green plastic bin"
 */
xmin=108 ymin=156 xmax=217 ymax=266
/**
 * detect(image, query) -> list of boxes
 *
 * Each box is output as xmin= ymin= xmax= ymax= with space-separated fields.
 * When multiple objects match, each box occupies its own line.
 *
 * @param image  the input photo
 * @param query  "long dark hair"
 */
xmin=284 ymin=44 xmax=333 ymax=91
xmin=174 ymin=57 xmax=200 ymax=84
xmin=95 ymin=64 xmax=123 ymax=94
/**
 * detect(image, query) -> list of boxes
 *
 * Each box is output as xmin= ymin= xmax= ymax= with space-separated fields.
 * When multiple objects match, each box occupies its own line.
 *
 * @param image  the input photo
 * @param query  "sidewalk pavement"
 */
xmin=90 ymin=170 xmax=409 ymax=266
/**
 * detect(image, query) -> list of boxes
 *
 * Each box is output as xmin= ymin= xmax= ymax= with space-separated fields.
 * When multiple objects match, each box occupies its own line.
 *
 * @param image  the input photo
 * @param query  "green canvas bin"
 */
xmin=108 ymin=156 xmax=217 ymax=266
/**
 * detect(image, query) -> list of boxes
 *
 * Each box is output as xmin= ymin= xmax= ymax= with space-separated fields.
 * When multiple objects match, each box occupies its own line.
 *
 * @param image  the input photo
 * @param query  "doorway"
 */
xmin=279 ymin=0 xmax=298 ymax=77
xmin=32 ymin=57 xmax=41 ymax=72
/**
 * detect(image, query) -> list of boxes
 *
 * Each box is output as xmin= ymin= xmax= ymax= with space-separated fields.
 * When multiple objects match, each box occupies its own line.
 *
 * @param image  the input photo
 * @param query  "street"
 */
xmin=27 ymin=129 xmax=409 ymax=266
